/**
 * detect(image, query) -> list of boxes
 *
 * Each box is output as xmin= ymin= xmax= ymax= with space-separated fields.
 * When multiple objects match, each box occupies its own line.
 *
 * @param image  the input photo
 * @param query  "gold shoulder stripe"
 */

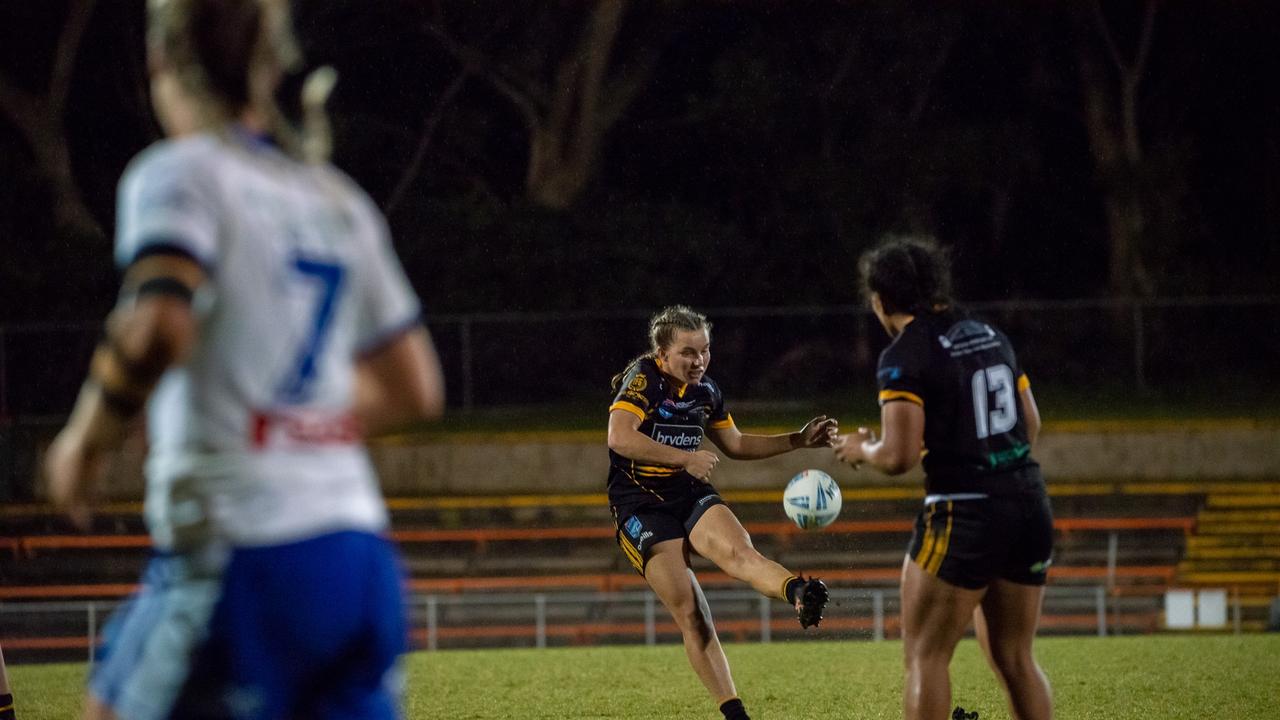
xmin=609 ymin=401 xmax=646 ymax=421
xmin=710 ymin=414 xmax=735 ymax=430
xmin=1017 ymin=374 xmax=1031 ymax=393
xmin=879 ymin=389 xmax=924 ymax=407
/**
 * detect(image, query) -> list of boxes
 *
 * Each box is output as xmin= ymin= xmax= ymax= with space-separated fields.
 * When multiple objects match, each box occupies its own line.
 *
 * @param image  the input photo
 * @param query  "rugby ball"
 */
xmin=783 ymin=469 xmax=842 ymax=530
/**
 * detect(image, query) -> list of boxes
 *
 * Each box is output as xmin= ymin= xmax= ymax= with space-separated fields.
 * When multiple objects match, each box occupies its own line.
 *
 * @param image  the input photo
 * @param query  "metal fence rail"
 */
xmin=2 ymin=296 xmax=1277 ymax=498
xmin=2 ymin=296 xmax=1276 ymax=417
xmin=0 ymin=583 xmax=1228 ymax=664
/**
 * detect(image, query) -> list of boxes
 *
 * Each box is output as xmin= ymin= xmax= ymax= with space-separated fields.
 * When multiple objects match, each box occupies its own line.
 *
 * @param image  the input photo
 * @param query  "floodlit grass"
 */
xmin=12 ymin=634 xmax=1279 ymax=719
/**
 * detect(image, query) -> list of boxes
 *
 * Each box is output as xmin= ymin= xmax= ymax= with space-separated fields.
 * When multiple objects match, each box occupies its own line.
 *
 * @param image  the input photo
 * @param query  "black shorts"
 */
xmin=612 ymin=483 xmax=725 ymax=576
xmin=907 ymin=491 xmax=1054 ymax=590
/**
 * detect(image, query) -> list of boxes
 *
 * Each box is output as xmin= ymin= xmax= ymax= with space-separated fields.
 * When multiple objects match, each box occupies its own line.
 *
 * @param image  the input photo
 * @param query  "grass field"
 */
xmin=11 ymin=635 xmax=1279 ymax=719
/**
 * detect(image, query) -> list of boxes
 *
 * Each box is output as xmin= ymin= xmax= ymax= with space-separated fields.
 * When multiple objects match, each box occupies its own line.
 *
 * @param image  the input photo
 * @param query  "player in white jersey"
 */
xmin=44 ymin=1 xmax=445 ymax=718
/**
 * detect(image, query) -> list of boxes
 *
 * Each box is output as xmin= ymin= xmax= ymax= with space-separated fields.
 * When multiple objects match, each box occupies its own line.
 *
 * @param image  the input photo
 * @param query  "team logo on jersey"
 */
xmin=878 ymin=366 xmax=903 ymax=382
xmin=651 ymin=423 xmax=703 ymax=450
xmin=657 ymin=398 xmax=705 ymax=420
xmin=938 ymin=320 xmax=1000 ymax=356
xmin=628 ymin=373 xmax=647 ymax=392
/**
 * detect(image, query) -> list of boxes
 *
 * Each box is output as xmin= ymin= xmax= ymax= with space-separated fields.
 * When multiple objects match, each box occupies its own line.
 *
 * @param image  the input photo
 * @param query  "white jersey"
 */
xmin=115 ymin=130 xmax=420 ymax=550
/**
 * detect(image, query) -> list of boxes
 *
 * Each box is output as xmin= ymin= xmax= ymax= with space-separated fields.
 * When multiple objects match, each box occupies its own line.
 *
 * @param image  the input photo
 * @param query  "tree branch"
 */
xmin=1130 ymin=0 xmax=1158 ymax=86
xmin=384 ymin=69 xmax=469 ymax=214
xmin=1091 ymin=0 xmax=1128 ymax=76
xmin=569 ymin=0 xmax=628 ymax=147
xmin=49 ymin=0 xmax=99 ymax=111
xmin=0 ymin=73 xmax=42 ymax=139
xmin=423 ymin=22 xmax=543 ymax=131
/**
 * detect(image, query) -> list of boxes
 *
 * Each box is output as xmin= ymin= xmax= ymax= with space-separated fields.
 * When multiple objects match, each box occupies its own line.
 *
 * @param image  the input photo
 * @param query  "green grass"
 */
xmin=12 ymin=635 xmax=1280 ymax=719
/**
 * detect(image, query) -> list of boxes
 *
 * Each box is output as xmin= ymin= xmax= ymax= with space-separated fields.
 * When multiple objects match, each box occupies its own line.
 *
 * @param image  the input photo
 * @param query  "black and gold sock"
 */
xmin=783 ymin=575 xmax=803 ymax=604
xmin=0 ymin=692 xmax=15 ymax=720
xmin=720 ymin=697 xmax=749 ymax=719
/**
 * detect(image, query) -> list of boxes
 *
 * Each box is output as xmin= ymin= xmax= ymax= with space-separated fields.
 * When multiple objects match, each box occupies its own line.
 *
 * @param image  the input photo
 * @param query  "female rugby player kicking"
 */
xmin=836 ymin=237 xmax=1053 ymax=720
xmin=607 ymin=305 xmax=838 ymax=720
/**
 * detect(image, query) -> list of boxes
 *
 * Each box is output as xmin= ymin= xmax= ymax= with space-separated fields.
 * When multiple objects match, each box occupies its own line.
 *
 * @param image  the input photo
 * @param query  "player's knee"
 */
xmin=669 ymin=596 xmax=712 ymax=638
xmin=989 ymin=644 xmax=1037 ymax=680
xmin=716 ymin=542 xmax=761 ymax=574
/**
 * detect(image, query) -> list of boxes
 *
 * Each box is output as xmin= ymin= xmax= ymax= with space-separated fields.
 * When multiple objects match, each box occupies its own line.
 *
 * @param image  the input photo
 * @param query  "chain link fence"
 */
xmin=2 ymin=297 xmax=1277 ymax=497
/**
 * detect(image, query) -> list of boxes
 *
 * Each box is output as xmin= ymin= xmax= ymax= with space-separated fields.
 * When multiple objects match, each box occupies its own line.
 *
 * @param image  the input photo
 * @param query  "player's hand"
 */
xmin=683 ymin=450 xmax=719 ymax=481
xmin=45 ymin=427 xmax=105 ymax=531
xmin=833 ymin=427 xmax=876 ymax=468
xmin=794 ymin=415 xmax=840 ymax=449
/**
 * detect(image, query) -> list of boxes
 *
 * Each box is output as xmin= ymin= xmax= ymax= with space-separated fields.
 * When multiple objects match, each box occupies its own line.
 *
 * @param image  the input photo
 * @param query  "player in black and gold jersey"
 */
xmin=835 ymin=238 xmax=1053 ymax=720
xmin=607 ymin=305 xmax=838 ymax=720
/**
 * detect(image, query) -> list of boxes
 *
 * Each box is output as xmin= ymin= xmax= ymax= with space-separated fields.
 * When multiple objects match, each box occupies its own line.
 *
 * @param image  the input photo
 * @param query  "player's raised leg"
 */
xmin=688 ymin=505 xmax=792 ymax=597
xmin=689 ymin=504 xmax=829 ymax=627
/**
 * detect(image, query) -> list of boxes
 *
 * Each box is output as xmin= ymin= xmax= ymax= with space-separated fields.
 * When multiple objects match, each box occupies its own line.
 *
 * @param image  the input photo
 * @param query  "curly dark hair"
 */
xmin=858 ymin=236 xmax=953 ymax=315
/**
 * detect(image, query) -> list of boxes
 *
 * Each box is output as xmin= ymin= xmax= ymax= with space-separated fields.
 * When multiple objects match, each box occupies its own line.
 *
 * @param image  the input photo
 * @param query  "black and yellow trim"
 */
xmin=609 ymin=400 xmax=646 ymax=421
xmin=780 ymin=574 xmax=799 ymax=603
xmin=917 ymin=501 xmax=954 ymax=575
xmin=710 ymin=413 xmax=735 ymax=430
xmin=624 ymin=464 xmax=665 ymax=501
xmin=916 ymin=502 xmax=937 ymax=570
xmin=635 ymin=464 xmax=681 ymax=477
xmin=879 ymin=389 xmax=924 ymax=407
xmin=617 ymin=531 xmax=646 ymax=574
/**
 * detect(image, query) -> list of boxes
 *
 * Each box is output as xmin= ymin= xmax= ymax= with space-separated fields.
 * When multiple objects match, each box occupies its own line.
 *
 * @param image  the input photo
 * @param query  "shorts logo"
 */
xmin=652 ymin=423 xmax=703 ymax=450
xmin=1029 ymin=557 xmax=1053 ymax=574
xmin=697 ymin=494 xmax=718 ymax=506
xmin=625 ymin=516 xmax=643 ymax=539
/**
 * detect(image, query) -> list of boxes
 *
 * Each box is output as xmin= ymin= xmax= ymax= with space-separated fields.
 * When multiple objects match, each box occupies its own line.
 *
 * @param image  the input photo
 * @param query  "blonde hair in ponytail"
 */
xmin=147 ymin=0 xmax=335 ymax=163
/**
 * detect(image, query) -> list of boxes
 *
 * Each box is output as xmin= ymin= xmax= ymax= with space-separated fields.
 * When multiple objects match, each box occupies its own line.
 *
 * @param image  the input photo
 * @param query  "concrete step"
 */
xmin=1177 ymin=570 xmax=1280 ymax=585
xmin=1185 ymin=546 xmax=1280 ymax=560
xmin=1194 ymin=523 xmax=1280 ymax=535
xmin=1179 ymin=558 xmax=1280 ymax=573
xmin=1186 ymin=534 xmax=1280 ymax=549
xmin=1197 ymin=509 xmax=1280 ymax=524
xmin=1206 ymin=494 xmax=1280 ymax=509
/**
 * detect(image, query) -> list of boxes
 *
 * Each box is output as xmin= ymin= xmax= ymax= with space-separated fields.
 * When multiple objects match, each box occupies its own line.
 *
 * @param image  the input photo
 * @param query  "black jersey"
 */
xmin=607 ymin=357 xmax=733 ymax=501
xmin=877 ymin=309 xmax=1042 ymax=495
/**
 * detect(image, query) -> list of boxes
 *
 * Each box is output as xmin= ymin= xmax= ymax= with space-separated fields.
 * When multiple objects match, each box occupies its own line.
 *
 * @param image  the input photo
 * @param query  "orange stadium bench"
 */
xmin=0 ymin=563 xmax=1180 ymax=601
xmin=4 ymin=517 xmax=1194 ymax=558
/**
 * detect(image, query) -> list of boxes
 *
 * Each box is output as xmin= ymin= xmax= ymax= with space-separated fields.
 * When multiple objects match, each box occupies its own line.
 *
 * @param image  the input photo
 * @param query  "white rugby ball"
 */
xmin=783 ymin=469 xmax=842 ymax=530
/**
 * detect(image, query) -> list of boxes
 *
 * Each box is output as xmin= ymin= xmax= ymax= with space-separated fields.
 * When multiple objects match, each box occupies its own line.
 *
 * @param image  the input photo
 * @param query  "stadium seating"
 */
xmin=3 ymin=480 xmax=1240 ymax=658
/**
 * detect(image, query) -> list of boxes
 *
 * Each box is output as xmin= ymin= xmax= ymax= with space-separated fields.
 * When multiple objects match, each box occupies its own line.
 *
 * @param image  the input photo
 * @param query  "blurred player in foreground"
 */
xmin=0 ymin=644 xmax=14 ymax=719
xmin=44 ymin=0 xmax=444 ymax=717
xmin=835 ymin=237 xmax=1052 ymax=720
xmin=607 ymin=305 xmax=838 ymax=720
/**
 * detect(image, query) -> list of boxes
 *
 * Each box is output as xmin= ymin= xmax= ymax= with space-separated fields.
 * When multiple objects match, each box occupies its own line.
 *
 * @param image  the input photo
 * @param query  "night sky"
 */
xmin=1 ymin=1 xmax=1278 ymax=413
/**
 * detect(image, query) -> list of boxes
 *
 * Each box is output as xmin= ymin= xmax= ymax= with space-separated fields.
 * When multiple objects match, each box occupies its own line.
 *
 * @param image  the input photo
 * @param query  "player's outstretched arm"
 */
xmin=834 ymin=401 xmax=924 ymax=475
xmin=46 ymin=255 xmax=205 ymax=527
xmin=354 ymin=326 xmax=445 ymax=435
xmin=708 ymin=416 xmax=839 ymax=460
